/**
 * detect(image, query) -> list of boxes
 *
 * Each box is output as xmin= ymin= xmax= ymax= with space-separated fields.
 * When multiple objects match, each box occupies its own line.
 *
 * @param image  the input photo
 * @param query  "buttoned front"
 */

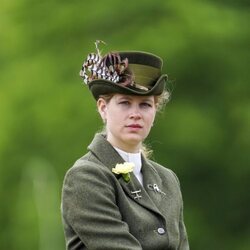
xmin=61 ymin=133 xmax=189 ymax=250
xmin=157 ymin=227 xmax=166 ymax=235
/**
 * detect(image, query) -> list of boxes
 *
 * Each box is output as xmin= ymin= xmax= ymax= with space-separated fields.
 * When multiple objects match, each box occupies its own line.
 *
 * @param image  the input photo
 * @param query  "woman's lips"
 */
xmin=126 ymin=124 xmax=143 ymax=128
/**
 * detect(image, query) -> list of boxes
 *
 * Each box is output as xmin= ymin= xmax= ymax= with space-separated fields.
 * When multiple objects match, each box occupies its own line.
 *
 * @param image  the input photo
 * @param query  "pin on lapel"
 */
xmin=147 ymin=184 xmax=166 ymax=195
xmin=131 ymin=189 xmax=142 ymax=200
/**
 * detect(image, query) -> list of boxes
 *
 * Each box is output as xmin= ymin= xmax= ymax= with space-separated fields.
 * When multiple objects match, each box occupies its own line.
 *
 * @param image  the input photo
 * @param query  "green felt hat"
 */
xmin=80 ymin=50 xmax=167 ymax=100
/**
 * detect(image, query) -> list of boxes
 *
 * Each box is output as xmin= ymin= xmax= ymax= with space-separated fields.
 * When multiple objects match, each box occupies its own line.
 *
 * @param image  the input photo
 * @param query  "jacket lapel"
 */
xmin=88 ymin=133 xmax=164 ymax=216
xmin=142 ymin=158 xmax=164 ymax=209
xmin=118 ymin=173 xmax=162 ymax=215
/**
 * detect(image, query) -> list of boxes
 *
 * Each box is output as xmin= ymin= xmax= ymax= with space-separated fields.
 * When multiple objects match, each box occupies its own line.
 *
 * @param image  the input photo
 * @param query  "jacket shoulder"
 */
xmin=63 ymin=152 xmax=115 ymax=187
xmin=148 ymin=159 xmax=180 ymax=187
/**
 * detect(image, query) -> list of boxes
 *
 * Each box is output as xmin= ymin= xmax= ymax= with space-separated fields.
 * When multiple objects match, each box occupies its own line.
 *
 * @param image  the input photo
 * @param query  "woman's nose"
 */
xmin=129 ymin=106 xmax=141 ymax=119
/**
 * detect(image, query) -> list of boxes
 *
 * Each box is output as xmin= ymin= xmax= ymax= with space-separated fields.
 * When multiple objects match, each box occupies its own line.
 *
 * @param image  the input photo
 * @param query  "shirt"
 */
xmin=114 ymin=147 xmax=143 ymax=185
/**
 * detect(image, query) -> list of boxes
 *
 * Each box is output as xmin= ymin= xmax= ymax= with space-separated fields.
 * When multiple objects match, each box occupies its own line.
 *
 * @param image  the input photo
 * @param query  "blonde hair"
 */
xmin=154 ymin=90 xmax=170 ymax=112
xmin=97 ymin=90 xmax=170 ymax=159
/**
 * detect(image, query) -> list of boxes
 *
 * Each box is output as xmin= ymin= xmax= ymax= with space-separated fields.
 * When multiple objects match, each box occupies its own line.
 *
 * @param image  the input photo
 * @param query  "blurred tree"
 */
xmin=0 ymin=0 xmax=249 ymax=249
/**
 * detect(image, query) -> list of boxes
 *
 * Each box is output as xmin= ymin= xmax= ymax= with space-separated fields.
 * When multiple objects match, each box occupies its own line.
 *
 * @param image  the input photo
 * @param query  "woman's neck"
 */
xmin=107 ymin=137 xmax=141 ymax=153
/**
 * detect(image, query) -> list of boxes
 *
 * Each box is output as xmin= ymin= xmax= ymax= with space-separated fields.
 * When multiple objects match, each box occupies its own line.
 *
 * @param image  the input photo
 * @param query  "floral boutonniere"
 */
xmin=112 ymin=162 xmax=134 ymax=183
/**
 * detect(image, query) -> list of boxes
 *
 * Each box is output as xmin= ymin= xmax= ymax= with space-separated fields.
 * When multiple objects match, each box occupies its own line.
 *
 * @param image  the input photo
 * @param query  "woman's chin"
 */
xmin=123 ymin=133 xmax=145 ymax=146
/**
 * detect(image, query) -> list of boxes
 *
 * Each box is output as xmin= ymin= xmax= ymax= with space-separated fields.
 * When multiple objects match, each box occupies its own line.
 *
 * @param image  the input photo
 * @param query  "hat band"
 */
xmin=129 ymin=64 xmax=161 ymax=87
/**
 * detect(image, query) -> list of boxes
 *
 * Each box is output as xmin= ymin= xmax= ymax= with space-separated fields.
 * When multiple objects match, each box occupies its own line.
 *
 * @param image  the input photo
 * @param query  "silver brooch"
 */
xmin=131 ymin=189 xmax=142 ymax=200
xmin=147 ymin=184 xmax=166 ymax=195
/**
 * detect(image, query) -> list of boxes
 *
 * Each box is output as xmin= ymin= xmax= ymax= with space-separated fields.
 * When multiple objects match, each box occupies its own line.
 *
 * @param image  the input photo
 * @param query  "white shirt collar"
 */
xmin=114 ymin=147 xmax=142 ymax=176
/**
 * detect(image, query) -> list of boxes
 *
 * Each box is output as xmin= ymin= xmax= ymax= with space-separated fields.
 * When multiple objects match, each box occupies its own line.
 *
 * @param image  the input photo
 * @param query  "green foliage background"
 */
xmin=1 ymin=0 xmax=249 ymax=249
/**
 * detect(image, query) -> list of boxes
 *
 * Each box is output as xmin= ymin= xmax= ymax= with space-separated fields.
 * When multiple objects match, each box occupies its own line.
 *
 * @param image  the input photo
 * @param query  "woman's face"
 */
xmin=97 ymin=94 xmax=157 ymax=152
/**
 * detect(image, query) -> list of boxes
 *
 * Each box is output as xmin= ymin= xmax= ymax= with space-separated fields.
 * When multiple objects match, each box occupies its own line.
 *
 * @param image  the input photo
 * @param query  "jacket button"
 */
xmin=157 ymin=227 xmax=165 ymax=235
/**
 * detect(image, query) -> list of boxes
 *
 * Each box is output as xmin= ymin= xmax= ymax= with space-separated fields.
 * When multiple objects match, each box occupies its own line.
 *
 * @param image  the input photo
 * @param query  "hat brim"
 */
xmin=89 ymin=74 xmax=167 ymax=100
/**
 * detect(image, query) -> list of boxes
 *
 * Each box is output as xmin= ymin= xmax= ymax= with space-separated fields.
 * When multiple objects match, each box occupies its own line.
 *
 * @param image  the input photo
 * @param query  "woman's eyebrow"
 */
xmin=117 ymin=95 xmax=132 ymax=101
xmin=140 ymin=98 xmax=154 ymax=103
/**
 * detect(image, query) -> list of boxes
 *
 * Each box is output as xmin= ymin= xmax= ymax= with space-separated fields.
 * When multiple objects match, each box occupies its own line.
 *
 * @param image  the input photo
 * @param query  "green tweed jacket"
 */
xmin=61 ymin=133 xmax=189 ymax=250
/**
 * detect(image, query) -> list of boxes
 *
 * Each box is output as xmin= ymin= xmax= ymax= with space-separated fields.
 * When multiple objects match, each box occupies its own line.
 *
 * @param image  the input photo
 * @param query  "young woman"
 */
xmin=61 ymin=44 xmax=189 ymax=250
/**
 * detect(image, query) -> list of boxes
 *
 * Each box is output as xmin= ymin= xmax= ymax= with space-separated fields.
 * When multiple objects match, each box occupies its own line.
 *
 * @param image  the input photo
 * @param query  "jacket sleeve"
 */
xmin=165 ymin=168 xmax=189 ymax=250
xmin=61 ymin=161 xmax=142 ymax=250
xmin=178 ymin=205 xmax=189 ymax=250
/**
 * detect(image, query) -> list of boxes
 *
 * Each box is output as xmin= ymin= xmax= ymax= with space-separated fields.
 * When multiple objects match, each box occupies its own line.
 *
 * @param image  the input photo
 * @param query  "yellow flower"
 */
xmin=112 ymin=162 xmax=134 ymax=174
xmin=112 ymin=162 xmax=134 ymax=182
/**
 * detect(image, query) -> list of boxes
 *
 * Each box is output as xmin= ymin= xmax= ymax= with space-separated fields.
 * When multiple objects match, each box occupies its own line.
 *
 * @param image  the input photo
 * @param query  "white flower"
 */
xmin=112 ymin=162 xmax=134 ymax=182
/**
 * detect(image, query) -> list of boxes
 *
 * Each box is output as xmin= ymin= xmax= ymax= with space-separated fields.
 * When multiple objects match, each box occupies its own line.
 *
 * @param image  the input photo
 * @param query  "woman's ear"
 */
xmin=97 ymin=98 xmax=107 ymax=122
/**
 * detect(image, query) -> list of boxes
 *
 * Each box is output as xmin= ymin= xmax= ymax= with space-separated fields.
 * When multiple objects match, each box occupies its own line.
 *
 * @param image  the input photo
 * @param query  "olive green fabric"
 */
xmin=126 ymin=63 xmax=161 ymax=86
xmin=61 ymin=133 xmax=189 ymax=250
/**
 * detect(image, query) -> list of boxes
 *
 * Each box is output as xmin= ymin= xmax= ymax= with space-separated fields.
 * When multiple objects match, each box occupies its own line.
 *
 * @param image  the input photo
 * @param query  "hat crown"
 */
xmin=118 ymin=51 xmax=163 ymax=69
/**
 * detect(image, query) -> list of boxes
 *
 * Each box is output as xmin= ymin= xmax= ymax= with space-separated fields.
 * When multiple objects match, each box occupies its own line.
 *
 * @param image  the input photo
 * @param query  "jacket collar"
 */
xmin=88 ymin=133 xmax=165 ymax=216
xmin=87 ymin=133 xmax=125 ymax=171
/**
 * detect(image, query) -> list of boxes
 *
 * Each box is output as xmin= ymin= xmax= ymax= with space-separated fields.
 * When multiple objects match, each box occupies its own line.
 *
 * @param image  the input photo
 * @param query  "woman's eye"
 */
xmin=119 ymin=101 xmax=130 ymax=105
xmin=140 ymin=102 xmax=152 ymax=108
